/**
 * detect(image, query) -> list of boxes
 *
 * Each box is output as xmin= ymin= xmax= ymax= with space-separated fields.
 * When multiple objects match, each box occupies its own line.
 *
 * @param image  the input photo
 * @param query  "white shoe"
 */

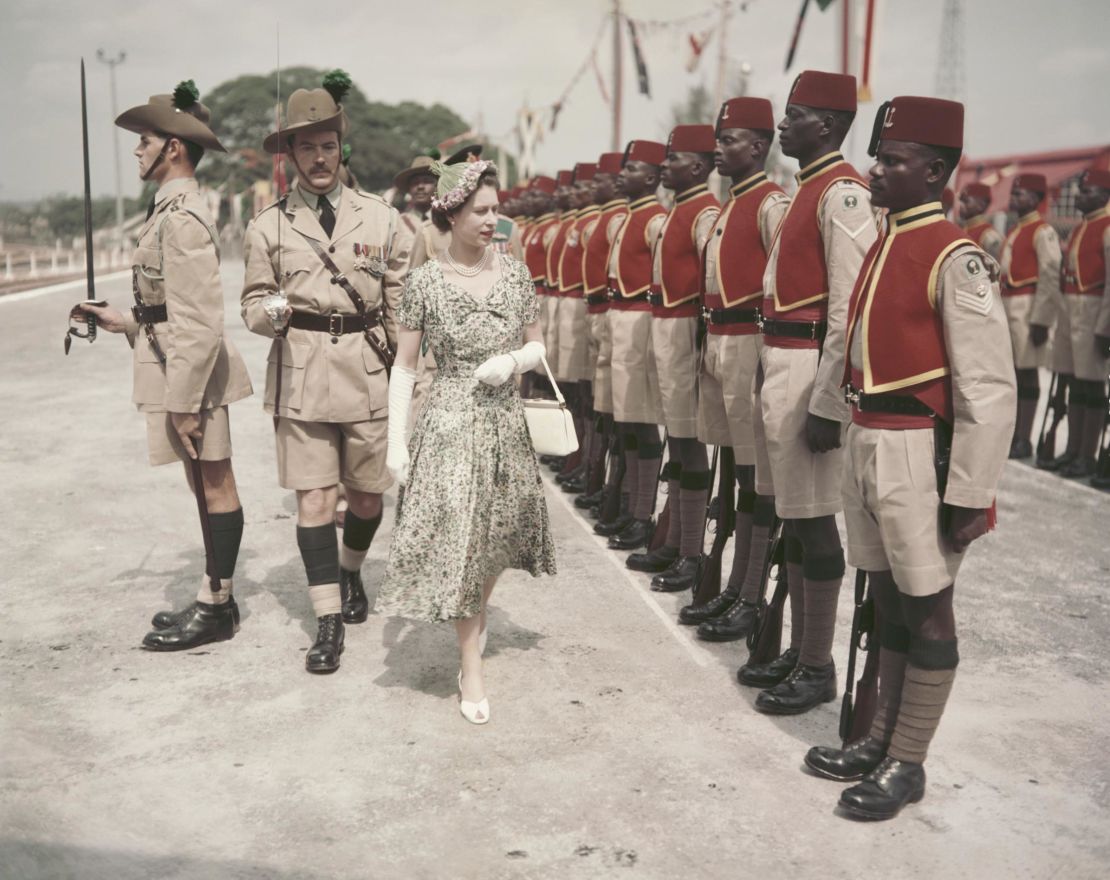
xmin=457 ymin=670 xmax=490 ymax=725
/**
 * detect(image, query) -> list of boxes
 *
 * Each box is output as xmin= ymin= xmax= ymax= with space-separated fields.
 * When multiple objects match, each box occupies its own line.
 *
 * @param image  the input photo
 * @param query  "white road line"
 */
xmin=0 ymin=271 xmax=130 ymax=305
xmin=543 ymin=475 xmax=714 ymax=668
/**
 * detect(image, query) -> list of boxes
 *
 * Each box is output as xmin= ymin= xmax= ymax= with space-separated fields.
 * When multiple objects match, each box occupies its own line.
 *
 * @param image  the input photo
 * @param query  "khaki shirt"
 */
xmin=399 ymin=209 xmax=430 ymax=271
xmin=763 ymin=178 xmax=878 ymax=423
xmin=241 ymin=184 xmax=413 ymax=422
xmin=703 ymin=184 xmax=790 ymax=299
xmin=126 ymin=177 xmax=252 ymax=414
xmin=1000 ymin=216 xmax=1062 ymax=328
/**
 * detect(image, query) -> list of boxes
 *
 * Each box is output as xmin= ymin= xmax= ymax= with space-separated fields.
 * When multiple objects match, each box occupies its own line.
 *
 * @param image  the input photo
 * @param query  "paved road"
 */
xmin=2 ymin=263 xmax=1108 ymax=879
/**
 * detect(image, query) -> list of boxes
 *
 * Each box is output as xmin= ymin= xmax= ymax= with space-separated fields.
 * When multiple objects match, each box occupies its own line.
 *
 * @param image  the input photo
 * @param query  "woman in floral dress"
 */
xmin=380 ymin=160 xmax=557 ymax=724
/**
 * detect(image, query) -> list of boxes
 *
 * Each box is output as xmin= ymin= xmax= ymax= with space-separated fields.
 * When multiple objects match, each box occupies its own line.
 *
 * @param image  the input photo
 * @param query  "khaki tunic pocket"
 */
xmin=362 ymin=343 xmax=388 ymax=416
xmin=266 ymin=339 xmax=310 ymax=412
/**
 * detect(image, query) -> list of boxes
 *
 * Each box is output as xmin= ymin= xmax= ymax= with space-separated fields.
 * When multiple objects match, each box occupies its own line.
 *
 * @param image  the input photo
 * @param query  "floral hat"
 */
xmin=430 ymin=159 xmax=498 ymax=212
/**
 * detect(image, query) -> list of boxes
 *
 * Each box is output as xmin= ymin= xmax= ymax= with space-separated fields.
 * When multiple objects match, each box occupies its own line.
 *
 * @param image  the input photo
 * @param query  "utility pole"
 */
xmin=713 ymin=0 xmax=730 ymax=112
xmin=97 ymin=49 xmax=126 ymax=247
xmin=611 ymin=0 xmax=623 ymax=151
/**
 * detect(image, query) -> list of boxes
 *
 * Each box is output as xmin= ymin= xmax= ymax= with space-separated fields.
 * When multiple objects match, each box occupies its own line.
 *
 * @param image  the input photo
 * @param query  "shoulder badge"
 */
xmin=844 ymin=194 xmax=858 ymax=210
xmin=966 ymin=256 xmax=981 ymax=276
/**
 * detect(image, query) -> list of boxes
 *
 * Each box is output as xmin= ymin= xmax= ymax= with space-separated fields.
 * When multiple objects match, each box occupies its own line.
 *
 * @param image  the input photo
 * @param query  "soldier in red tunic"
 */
xmin=626 ymin=126 xmax=721 ymax=591
xmin=522 ymin=175 xmax=560 ymax=398
xmin=604 ymin=141 xmax=669 ymax=551
xmin=542 ymin=170 xmax=579 ymax=470
xmin=744 ymin=71 xmax=877 ymax=713
xmin=1000 ymin=172 xmax=1062 ymax=459
xmin=958 ymin=182 xmax=1003 ymax=261
xmin=682 ymin=97 xmax=790 ymax=642
xmin=804 ymin=96 xmax=1015 ymax=820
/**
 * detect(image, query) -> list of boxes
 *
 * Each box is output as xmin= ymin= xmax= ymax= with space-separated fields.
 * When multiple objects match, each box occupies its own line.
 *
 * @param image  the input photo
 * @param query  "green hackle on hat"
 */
xmin=322 ymin=70 xmax=352 ymax=104
xmin=172 ymin=80 xmax=200 ymax=111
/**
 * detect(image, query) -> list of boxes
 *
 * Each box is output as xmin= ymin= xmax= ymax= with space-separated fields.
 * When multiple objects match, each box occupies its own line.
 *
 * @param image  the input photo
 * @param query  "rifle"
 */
xmin=689 ymin=446 xmax=734 ymax=607
xmin=839 ymin=569 xmax=879 ymax=745
xmin=597 ymin=434 xmax=626 ymax=524
xmin=64 ymin=59 xmax=106 ymax=355
xmin=1035 ymin=372 xmax=1067 ymax=466
xmin=648 ymin=431 xmax=671 ymax=551
xmin=745 ymin=518 xmax=786 ymax=664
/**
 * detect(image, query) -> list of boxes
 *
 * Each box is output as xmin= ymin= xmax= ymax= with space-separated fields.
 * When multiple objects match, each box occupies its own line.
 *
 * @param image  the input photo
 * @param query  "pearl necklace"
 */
xmin=445 ymin=246 xmax=490 ymax=278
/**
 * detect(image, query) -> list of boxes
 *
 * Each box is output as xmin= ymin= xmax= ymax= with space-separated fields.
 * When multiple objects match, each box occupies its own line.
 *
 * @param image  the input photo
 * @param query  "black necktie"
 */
xmin=146 ymin=198 xmax=156 ymax=220
xmin=318 ymin=195 xmax=336 ymax=238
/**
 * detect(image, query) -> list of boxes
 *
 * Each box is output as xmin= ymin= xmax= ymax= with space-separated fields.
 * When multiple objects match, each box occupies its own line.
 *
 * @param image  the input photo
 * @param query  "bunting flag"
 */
xmin=626 ymin=18 xmax=652 ymax=97
xmin=784 ymin=0 xmax=812 ymax=72
xmin=686 ymin=29 xmax=713 ymax=73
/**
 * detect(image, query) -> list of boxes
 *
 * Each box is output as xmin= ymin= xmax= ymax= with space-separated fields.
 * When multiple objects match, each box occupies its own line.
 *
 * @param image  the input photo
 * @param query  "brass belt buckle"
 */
xmin=328 ymin=311 xmax=344 ymax=337
xmin=756 ymin=314 xmax=767 ymax=333
xmin=809 ymin=321 xmax=820 ymax=340
xmin=844 ymin=385 xmax=861 ymax=406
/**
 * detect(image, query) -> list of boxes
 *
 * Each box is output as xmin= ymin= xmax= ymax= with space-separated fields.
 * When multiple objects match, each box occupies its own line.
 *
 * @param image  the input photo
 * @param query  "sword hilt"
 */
xmin=86 ymin=310 xmax=97 ymax=342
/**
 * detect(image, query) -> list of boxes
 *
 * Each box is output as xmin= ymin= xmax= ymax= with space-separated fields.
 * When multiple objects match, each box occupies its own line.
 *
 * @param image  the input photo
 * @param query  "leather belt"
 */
xmin=758 ymin=317 xmax=827 ymax=341
xmin=646 ymin=291 xmax=664 ymax=307
xmin=131 ymin=303 xmax=167 ymax=324
xmin=586 ymin=293 xmax=609 ymax=307
xmin=608 ymin=287 xmax=647 ymax=303
xmin=704 ymin=306 xmax=760 ymax=326
xmin=289 ymin=309 xmax=375 ymax=335
xmin=844 ymin=384 xmax=935 ymax=417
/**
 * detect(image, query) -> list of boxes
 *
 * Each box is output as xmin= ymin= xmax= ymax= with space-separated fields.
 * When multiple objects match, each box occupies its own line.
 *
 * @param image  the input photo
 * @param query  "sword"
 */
xmin=65 ymin=58 xmax=105 ymax=355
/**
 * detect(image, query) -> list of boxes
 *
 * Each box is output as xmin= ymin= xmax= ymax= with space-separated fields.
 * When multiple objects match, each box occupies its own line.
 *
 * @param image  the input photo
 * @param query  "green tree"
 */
xmin=198 ymin=67 xmax=478 ymax=195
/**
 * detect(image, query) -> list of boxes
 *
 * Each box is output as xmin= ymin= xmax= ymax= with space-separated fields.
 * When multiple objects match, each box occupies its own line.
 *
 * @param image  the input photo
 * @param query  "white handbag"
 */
xmin=522 ymin=354 xmax=580 ymax=457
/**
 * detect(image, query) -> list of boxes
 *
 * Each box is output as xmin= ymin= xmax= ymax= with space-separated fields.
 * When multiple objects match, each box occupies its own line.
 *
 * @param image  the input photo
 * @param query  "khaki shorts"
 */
xmin=556 ymin=296 xmax=591 ymax=382
xmin=753 ymin=345 xmax=844 ymax=519
xmin=651 ymin=315 xmax=699 ymax=438
xmin=842 ymin=424 xmax=963 ymax=597
xmin=275 ymin=416 xmax=391 ymax=493
xmin=146 ymin=405 xmax=233 ymax=467
xmin=1003 ymin=294 xmax=1052 ymax=370
xmin=610 ymin=308 xmax=662 ymax=424
xmin=588 ymin=310 xmax=614 ymax=413
xmin=697 ymin=332 xmax=760 ymax=463
xmin=1057 ymin=295 xmax=1109 ymax=381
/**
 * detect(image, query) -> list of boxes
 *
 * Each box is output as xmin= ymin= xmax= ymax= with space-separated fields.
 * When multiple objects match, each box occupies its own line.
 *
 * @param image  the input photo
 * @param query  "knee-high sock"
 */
xmin=799 ymin=548 xmax=845 ymax=667
xmin=633 ymin=439 xmax=663 ymax=520
xmin=196 ymin=508 xmax=244 ymax=604
xmin=887 ymin=638 xmax=959 ymax=764
xmin=869 ymin=622 xmax=911 ymax=744
xmin=664 ymin=462 xmax=682 ymax=549
xmin=726 ymin=488 xmax=755 ymax=593
xmin=738 ymin=494 xmax=776 ymax=603
xmin=340 ymin=509 xmax=382 ymax=572
xmin=298 ymin=524 xmax=340 ymax=618
xmin=678 ymin=468 xmax=711 ymax=558
xmin=785 ymin=536 xmax=805 ymax=651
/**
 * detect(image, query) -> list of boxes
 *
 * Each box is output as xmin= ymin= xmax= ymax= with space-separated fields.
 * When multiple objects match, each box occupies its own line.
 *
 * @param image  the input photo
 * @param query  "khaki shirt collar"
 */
xmin=298 ymin=182 xmax=342 ymax=215
xmin=154 ymin=176 xmax=197 ymax=206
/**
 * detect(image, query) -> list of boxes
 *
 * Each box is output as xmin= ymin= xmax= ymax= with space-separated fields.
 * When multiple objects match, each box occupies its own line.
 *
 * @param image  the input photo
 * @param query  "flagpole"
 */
xmin=612 ymin=0 xmax=623 ymax=151
xmin=714 ymin=0 xmax=730 ymax=112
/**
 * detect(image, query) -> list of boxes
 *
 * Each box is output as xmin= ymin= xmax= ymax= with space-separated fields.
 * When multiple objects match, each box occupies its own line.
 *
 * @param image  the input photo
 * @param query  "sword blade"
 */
xmin=80 ymin=59 xmax=97 ymax=340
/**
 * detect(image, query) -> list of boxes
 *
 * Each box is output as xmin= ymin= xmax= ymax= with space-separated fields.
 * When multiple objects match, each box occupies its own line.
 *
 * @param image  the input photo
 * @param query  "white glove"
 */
xmin=387 ymin=365 xmax=416 ymax=485
xmin=473 ymin=341 xmax=546 ymax=387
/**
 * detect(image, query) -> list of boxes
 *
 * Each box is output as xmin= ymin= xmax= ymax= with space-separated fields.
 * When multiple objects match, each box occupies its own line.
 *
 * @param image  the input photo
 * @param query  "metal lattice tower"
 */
xmin=935 ymin=0 xmax=966 ymax=101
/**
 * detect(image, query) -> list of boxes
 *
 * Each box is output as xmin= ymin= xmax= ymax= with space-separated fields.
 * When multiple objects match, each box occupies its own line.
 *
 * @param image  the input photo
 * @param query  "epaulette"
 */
xmin=351 ymin=189 xmax=389 ymax=208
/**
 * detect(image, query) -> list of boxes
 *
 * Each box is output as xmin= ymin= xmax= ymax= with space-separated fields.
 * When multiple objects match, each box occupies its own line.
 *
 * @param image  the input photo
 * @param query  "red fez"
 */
xmin=868 ymin=96 xmax=963 ymax=158
xmin=624 ymin=140 xmax=666 ymax=166
xmin=556 ymin=170 xmax=574 ymax=187
xmin=531 ymin=175 xmax=557 ymax=195
xmin=497 ymin=190 xmax=509 ymax=203
xmin=667 ymin=124 xmax=716 ymax=154
xmin=1013 ymin=173 xmax=1047 ymax=195
xmin=1083 ymin=167 xmax=1110 ymax=189
xmin=788 ymin=69 xmax=858 ymax=113
xmin=962 ymin=182 xmax=992 ymax=203
xmin=716 ymin=97 xmax=775 ymax=136
xmin=511 ymin=186 xmax=524 ymax=198
xmin=597 ymin=152 xmax=624 ymax=175
xmin=574 ymin=162 xmax=597 ymax=182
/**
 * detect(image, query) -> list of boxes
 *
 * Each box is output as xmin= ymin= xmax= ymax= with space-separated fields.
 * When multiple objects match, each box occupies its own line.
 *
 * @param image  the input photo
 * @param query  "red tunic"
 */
xmin=545 ymin=214 xmax=575 ymax=296
xmin=613 ymin=196 xmax=666 ymax=310
xmin=1001 ymin=213 xmax=1048 ymax=295
xmin=963 ymin=218 xmax=995 ymax=248
xmin=703 ymin=173 xmax=783 ymax=336
xmin=769 ymin=152 xmax=867 ymax=321
xmin=524 ymin=213 xmax=559 ymax=286
xmin=1062 ymin=207 xmax=1110 ymax=295
xmin=658 ymin=184 xmax=720 ymax=309
xmin=558 ymin=207 xmax=599 ymax=296
xmin=583 ymin=199 xmax=629 ymax=298
xmin=844 ymin=205 xmax=976 ymax=426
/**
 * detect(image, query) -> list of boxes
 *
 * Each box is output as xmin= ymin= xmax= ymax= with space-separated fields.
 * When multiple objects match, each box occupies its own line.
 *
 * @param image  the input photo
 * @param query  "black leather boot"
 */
xmin=594 ymin=513 xmax=633 ymax=537
xmin=305 ymin=613 xmax=345 ymax=674
xmin=754 ymin=660 xmax=836 ymax=715
xmin=678 ymin=586 xmax=740 ymax=626
xmin=737 ymin=647 xmax=799 ymax=688
xmin=1037 ymin=450 xmax=1075 ymax=471
xmin=555 ymin=463 xmax=585 ymax=485
xmin=142 ymin=601 xmax=236 ymax=651
xmin=562 ymin=474 xmax=587 ymax=494
xmin=650 ymin=556 xmax=701 ymax=592
xmin=608 ymin=518 xmax=653 ymax=551
xmin=805 ymin=736 xmax=887 ymax=782
xmin=696 ymin=599 xmax=758 ymax=642
xmin=626 ymin=544 xmax=678 ymax=573
xmin=1061 ymin=456 xmax=1097 ymax=478
xmin=838 ymin=757 xmax=926 ymax=820
xmin=575 ymin=488 xmax=605 ymax=509
xmin=151 ymin=597 xmax=239 ymax=631
xmin=340 ymin=568 xmax=369 ymax=624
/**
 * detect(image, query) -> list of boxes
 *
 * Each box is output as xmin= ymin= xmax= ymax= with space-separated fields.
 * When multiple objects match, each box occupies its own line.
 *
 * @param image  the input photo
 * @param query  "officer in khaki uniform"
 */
xmin=999 ymin=172 xmax=1062 ymax=458
xmin=242 ymin=71 xmax=414 ymax=674
xmin=805 ymin=96 xmax=1015 ymax=821
xmin=74 ymin=80 xmax=253 ymax=652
